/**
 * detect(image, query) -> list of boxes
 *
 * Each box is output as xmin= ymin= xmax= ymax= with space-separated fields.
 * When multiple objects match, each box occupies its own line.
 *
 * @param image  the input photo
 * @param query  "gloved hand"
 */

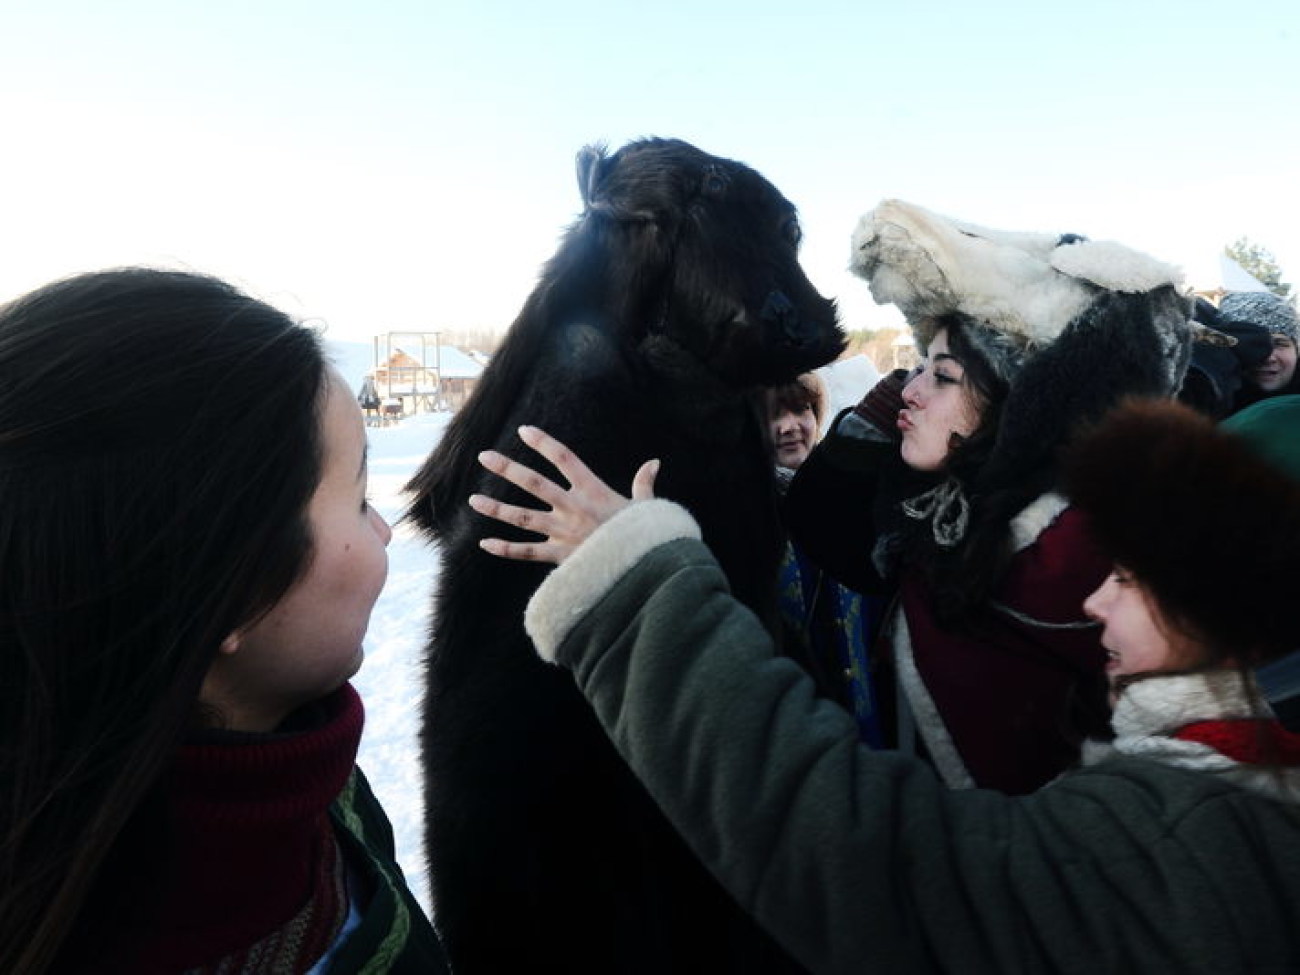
xmin=1195 ymin=296 xmax=1273 ymax=371
xmin=851 ymin=367 xmax=912 ymax=441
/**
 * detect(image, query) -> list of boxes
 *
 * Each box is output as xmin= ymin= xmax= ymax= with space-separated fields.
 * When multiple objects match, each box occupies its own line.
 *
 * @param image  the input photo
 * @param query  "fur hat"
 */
xmin=1218 ymin=291 xmax=1300 ymax=344
xmin=851 ymin=199 xmax=1189 ymax=384
xmin=849 ymin=199 xmax=1195 ymax=522
xmin=1063 ymin=399 xmax=1300 ymax=664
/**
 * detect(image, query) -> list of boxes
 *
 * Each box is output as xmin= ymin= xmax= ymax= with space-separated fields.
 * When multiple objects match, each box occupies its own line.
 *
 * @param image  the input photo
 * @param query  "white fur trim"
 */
xmin=1086 ymin=672 xmax=1300 ymax=804
xmin=523 ymin=499 xmax=702 ymax=663
xmin=891 ymin=610 xmax=976 ymax=789
xmin=1006 ymin=492 xmax=1069 ymax=554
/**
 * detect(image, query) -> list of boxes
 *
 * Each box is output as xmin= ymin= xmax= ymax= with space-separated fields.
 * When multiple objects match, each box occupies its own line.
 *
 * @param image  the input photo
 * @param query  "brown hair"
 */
xmin=766 ymin=371 xmax=827 ymax=427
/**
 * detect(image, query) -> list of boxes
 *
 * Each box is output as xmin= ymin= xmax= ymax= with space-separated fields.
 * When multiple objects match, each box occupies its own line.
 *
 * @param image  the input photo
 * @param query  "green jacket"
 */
xmin=325 ymin=768 xmax=451 ymax=974
xmin=523 ymin=499 xmax=1300 ymax=975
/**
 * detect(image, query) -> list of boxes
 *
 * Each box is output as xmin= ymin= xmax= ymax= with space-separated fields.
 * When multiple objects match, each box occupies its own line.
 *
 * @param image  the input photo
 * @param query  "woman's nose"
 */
xmin=372 ymin=508 xmax=394 ymax=546
xmin=902 ymin=373 xmax=924 ymax=407
xmin=1082 ymin=575 xmax=1113 ymax=622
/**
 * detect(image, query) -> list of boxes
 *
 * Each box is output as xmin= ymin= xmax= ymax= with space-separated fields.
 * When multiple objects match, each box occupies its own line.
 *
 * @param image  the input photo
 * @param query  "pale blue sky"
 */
xmin=2 ymin=0 xmax=1297 ymax=341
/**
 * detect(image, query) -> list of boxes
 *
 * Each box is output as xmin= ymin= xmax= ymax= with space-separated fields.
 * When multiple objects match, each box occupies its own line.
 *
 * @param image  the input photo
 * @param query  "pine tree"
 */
xmin=1225 ymin=237 xmax=1293 ymax=300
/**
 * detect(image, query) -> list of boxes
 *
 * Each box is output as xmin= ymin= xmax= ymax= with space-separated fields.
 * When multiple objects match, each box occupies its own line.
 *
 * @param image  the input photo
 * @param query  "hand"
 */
xmin=469 ymin=425 xmax=660 ymax=565
xmin=851 ymin=367 xmax=912 ymax=441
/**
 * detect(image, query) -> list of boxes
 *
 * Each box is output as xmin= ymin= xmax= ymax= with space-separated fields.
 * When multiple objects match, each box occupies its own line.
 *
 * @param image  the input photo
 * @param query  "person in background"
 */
xmin=767 ymin=373 xmax=882 ymax=746
xmin=767 ymin=372 xmax=824 ymax=477
xmin=1177 ymin=296 xmax=1272 ymax=420
xmin=782 ymin=200 xmax=1193 ymax=794
xmin=467 ymin=396 xmax=1300 ymax=974
xmin=0 ymin=270 xmax=448 ymax=974
xmin=1220 ymin=290 xmax=1300 ymax=411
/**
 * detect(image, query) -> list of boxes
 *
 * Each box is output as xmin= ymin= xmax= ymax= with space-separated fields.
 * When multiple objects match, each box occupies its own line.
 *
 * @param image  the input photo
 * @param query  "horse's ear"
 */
xmin=576 ymin=143 xmax=609 ymax=210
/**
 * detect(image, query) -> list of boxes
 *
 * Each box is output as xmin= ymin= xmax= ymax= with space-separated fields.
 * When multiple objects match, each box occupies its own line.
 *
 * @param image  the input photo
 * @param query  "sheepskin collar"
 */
xmin=1007 ymin=492 xmax=1069 ymax=554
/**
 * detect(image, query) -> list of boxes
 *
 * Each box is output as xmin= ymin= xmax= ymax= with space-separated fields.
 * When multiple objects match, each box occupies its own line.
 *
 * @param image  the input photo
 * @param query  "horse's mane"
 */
xmin=403 ymin=225 xmax=612 ymax=535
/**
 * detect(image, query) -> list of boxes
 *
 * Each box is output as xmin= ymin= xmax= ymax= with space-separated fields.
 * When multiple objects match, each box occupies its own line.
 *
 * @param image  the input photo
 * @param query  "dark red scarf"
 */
xmin=78 ymin=685 xmax=364 ymax=974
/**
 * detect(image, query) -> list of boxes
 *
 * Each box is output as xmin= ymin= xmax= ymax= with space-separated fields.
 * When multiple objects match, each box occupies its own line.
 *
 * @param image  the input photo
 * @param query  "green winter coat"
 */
xmin=522 ymin=499 xmax=1300 ymax=975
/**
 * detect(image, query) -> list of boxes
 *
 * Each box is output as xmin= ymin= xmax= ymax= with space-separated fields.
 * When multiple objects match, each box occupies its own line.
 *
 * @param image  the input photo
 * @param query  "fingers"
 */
xmin=630 ymin=458 xmax=660 ymax=501
xmin=467 ymin=492 xmax=551 ymax=535
xmin=478 ymin=536 xmax=558 ymax=562
xmin=471 ymin=426 xmax=662 ymax=569
xmin=517 ymin=425 xmax=600 ymax=490
xmin=477 ymin=448 xmax=566 ymax=509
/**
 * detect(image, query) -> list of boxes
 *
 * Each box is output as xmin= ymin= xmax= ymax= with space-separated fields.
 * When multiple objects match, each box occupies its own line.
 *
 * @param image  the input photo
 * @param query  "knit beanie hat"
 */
xmin=1218 ymin=291 xmax=1300 ymax=344
xmin=849 ymin=199 xmax=1194 ymax=514
xmin=1063 ymin=398 xmax=1300 ymax=665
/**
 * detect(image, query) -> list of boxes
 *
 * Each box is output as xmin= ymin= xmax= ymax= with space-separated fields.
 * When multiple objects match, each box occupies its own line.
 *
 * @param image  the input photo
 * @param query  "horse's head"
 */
xmin=571 ymin=138 xmax=844 ymax=387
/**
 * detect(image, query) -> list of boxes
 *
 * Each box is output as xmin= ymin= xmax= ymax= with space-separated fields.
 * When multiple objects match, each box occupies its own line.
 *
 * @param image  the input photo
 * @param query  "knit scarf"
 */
xmin=1174 ymin=719 xmax=1300 ymax=766
xmin=1083 ymin=671 xmax=1300 ymax=804
xmin=88 ymin=684 xmax=364 ymax=974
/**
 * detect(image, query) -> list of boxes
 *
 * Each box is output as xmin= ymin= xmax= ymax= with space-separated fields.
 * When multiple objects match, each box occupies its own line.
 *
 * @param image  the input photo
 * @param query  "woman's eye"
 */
xmin=934 ymin=371 xmax=959 ymax=385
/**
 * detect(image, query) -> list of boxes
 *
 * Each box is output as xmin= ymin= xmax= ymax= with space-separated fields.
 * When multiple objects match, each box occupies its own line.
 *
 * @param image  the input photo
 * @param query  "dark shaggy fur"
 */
xmin=404 ymin=138 xmax=843 ymax=974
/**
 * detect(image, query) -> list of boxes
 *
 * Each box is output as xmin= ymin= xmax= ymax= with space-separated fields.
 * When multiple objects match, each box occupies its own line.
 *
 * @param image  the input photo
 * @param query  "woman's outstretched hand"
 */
xmin=469 ymin=425 xmax=660 ymax=565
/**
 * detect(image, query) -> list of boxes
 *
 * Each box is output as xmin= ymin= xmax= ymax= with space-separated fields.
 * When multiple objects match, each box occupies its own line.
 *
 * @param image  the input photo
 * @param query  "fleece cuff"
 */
xmin=524 ymin=499 xmax=702 ymax=662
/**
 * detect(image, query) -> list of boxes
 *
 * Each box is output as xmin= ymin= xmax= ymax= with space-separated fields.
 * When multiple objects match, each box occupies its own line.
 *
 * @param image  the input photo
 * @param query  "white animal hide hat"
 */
xmin=851 ymin=199 xmax=1188 ymax=387
xmin=849 ymin=198 xmax=1196 ymax=548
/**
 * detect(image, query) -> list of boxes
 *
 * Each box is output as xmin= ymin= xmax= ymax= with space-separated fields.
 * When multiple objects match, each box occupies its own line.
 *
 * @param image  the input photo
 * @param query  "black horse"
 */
xmin=405 ymin=138 xmax=844 ymax=974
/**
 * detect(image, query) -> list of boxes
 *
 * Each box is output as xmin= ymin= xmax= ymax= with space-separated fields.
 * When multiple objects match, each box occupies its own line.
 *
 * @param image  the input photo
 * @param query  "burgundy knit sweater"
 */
xmin=69 ymin=685 xmax=364 ymax=974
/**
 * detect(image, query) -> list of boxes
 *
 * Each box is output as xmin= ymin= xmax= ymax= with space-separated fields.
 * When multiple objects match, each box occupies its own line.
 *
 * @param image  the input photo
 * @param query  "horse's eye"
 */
xmin=784 ymin=219 xmax=803 ymax=247
xmin=702 ymin=170 xmax=728 ymax=196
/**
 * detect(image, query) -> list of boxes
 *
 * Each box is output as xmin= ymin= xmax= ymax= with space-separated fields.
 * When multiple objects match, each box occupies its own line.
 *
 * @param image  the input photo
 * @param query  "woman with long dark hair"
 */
xmin=779 ymin=201 xmax=1193 ymax=793
xmin=0 ymin=269 xmax=447 ymax=973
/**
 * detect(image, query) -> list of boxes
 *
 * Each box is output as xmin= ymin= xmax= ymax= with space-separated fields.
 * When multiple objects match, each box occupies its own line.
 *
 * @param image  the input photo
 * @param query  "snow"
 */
xmin=350 ymin=410 xmax=452 ymax=916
